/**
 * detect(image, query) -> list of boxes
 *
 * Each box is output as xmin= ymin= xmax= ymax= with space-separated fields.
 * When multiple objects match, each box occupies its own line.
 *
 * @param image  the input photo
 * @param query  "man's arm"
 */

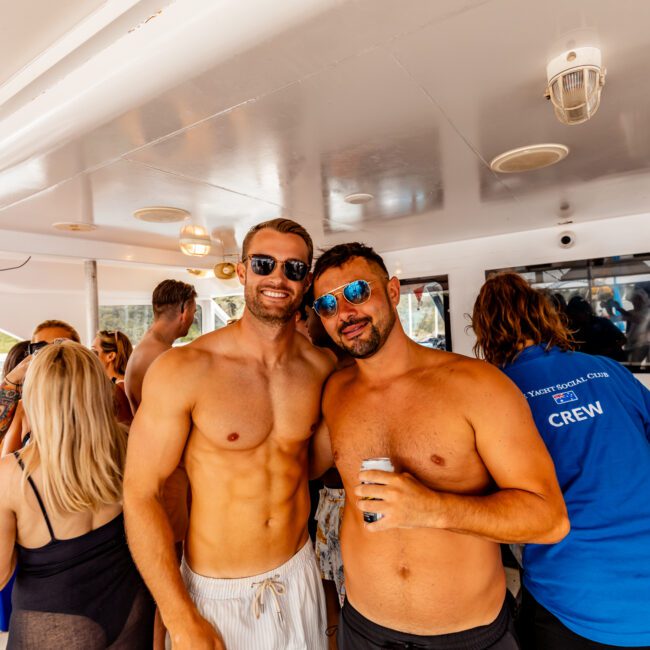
xmin=356 ymin=363 xmax=569 ymax=544
xmin=0 ymin=355 xmax=32 ymax=437
xmin=0 ymin=458 xmax=18 ymax=588
xmin=310 ymin=420 xmax=334 ymax=479
xmin=123 ymin=349 xmax=223 ymax=649
xmin=1 ymin=401 xmax=27 ymax=457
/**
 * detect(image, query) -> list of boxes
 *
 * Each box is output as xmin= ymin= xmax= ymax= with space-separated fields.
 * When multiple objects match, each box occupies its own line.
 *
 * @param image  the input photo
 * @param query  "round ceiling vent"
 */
xmin=133 ymin=207 xmax=190 ymax=223
xmin=52 ymin=221 xmax=98 ymax=232
xmin=489 ymin=144 xmax=569 ymax=173
xmin=344 ymin=192 xmax=374 ymax=204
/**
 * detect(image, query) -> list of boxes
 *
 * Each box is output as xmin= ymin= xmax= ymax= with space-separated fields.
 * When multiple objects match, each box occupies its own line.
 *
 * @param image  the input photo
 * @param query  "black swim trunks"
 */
xmin=338 ymin=597 xmax=519 ymax=650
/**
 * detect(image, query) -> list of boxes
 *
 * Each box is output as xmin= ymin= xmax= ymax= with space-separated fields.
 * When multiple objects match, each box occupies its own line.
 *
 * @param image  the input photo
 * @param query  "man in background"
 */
xmin=124 ymin=279 xmax=197 ymax=412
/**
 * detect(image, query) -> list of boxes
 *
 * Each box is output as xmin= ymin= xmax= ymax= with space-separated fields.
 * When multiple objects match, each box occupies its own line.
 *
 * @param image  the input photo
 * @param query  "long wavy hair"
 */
xmin=471 ymin=272 xmax=574 ymax=366
xmin=20 ymin=341 xmax=127 ymax=513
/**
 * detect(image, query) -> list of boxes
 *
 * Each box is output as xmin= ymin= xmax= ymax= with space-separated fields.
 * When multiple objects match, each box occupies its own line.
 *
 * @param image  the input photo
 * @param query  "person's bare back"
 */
xmin=124 ymin=331 xmax=176 ymax=413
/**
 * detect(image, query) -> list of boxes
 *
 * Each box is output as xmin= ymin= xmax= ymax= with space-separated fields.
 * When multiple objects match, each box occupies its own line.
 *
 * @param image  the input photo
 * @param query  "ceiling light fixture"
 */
xmin=489 ymin=143 xmax=569 ymax=173
xmin=214 ymin=261 xmax=237 ymax=280
xmin=545 ymin=46 xmax=606 ymax=125
xmin=186 ymin=268 xmax=215 ymax=278
xmin=344 ymin=192 xmax=374 ymax=204
xmin=179 ymin=223 xmax=211 ymax=257
xmin=52 ymin=222 xmax=98 ymax=232
xmin=134 ymin=206 xmax=190 ymax=223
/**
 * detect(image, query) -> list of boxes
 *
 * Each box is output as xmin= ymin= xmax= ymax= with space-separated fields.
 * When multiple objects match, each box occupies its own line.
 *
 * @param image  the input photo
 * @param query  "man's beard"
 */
xmin=245 ymin=284 xmax=301 ymax=326
xmin=336 ymin=310 xmax=396 ymax=359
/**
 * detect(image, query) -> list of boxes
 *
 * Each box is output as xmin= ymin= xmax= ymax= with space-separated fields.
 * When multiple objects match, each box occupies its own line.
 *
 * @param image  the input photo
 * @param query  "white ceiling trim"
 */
xmin=0 ymin=228 xmax=220 ymax=267
xmin=0 ymin=0 xmax=143 ymax=106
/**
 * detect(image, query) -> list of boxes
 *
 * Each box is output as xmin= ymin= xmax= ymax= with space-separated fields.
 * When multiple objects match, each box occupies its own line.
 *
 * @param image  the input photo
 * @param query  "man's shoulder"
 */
xmin=418 ymin=350 xmax=515 ymax=398
xmin=297 ymin=337 xmax=336 ymax=377
xmin=323 ymin=362 xmax=357 ymax=398
xmin=129 ymin=335 xmax=169 ymax=367
xmin=421 ymin=349 xmax=493 ymax=379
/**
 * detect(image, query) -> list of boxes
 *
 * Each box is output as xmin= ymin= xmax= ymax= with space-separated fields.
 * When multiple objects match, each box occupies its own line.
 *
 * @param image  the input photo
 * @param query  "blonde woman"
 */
xmin=0 ymin=342 xmax=154 ymax=649
xmin=91 ymin=330 xmax=134 ymax=426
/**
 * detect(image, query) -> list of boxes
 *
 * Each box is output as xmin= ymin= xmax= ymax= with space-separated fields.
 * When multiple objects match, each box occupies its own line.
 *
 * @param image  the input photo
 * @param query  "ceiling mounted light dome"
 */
xmin=179 ymin=223 xmax=211 ymax=257
xmin=490 ymin=143 xmax=569 ymax=173
xmin=545 ymin=46 xmax=606 ymax=125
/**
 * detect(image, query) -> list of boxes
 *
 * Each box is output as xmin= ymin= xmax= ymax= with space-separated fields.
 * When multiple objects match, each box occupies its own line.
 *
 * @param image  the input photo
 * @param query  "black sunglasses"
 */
xmin=246 ymin=254 xmax=309 ymax=282
xmin=313 ymin=279 xmax=373 ymax=318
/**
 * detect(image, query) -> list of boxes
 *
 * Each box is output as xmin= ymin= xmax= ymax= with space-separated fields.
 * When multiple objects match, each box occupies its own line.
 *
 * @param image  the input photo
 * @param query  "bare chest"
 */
xmin=190 ymin=358 xmax=323 ymax=451
xmin=328 ymin=381 xmax=492 ymax=494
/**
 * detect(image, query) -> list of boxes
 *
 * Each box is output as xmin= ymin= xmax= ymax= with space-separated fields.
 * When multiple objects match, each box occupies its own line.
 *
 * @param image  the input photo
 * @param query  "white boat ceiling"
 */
xmin=1 ymin=0 xmax=648 ymax=272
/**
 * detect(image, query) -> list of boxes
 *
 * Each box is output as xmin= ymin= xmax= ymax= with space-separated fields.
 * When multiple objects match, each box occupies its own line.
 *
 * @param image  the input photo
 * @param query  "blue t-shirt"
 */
xmin=502 ymin=345 xmax=650 ymax=646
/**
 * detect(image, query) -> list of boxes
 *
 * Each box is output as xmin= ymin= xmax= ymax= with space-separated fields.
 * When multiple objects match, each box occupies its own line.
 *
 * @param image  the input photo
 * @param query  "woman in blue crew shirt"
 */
xmin=471 ymin=272 xmax=650 ymax=650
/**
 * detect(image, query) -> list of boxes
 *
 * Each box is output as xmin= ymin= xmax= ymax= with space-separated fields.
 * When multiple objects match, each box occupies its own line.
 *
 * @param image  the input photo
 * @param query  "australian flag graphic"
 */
xmin=552 ymin=390 xmax=578 ymax=405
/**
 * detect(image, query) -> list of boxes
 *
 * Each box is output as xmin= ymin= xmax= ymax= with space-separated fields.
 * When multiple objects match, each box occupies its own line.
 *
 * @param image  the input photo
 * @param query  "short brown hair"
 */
xmin=32 ymin=320 xmax=81 ymax=343
xmin=152 ymin=280 xmax=197 ymax=318
xmin=471 ymin=272 xmax=574 ymax=367
xmin=242 ymin=218 xmax=313 ymax=266
xmin=312 ymin=242 xmax=388 ymax=283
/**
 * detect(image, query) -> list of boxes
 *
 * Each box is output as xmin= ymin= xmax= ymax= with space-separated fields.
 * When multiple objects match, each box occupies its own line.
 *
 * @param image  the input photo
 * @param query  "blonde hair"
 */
xmin=96 ymin=330 xmax=133 ymax=375
xmin=20 ymin=341 xmax=127 ymax=513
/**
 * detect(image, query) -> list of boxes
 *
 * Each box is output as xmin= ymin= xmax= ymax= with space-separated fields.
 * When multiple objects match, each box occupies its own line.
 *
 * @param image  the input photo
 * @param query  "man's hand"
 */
xmin=169 ymin=612 xmax=226 ymax=650
xmin=354 ymin=469 xmax=441 ymax=532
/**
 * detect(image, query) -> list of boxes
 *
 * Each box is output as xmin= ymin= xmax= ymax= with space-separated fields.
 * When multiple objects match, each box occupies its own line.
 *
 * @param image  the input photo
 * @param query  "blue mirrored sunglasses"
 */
xmin=313 ymin=279 xmax=373 ymax=318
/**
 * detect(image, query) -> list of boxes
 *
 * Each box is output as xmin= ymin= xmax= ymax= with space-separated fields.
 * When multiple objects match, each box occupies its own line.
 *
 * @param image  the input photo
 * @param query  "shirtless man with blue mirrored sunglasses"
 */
xmin=310 ymin=242 xmax=569 ymax=650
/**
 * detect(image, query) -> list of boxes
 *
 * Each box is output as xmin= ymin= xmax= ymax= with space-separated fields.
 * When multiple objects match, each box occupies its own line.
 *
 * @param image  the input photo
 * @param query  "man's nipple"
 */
xmin=227 ymin=433 xmax=240 ymax=442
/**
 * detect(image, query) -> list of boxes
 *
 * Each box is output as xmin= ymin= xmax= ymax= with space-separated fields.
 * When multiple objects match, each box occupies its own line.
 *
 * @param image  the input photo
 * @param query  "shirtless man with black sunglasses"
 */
xmin=310 ymin=242 xmax=569 ymax=650
xmin=124 ymin=219 xmax=333 ymax=650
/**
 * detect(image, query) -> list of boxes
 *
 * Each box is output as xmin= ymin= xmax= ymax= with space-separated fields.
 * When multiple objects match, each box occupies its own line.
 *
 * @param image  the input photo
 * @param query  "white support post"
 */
xmin=85 ymin=260 xmax=99 ymax=345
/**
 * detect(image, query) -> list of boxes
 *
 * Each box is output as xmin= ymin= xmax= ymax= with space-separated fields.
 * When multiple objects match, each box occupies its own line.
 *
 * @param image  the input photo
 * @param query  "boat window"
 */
xmin=397 ymin=275 xmax=451 ymax=351
xmin=99 ymin=304 xmax=203 ymax=345
xmin=487 ymin=253 xmax=650 ymax=373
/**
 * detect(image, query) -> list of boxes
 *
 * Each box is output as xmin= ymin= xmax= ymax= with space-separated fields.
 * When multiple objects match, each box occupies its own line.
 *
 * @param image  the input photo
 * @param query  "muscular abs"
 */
xmin=327 ymin=367 xmax=506 ymax=635
xmin=183 ymin=352 xmax=324 ymax=578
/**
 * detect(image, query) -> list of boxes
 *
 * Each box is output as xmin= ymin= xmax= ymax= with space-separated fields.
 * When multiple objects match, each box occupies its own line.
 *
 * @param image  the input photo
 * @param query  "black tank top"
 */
xmin=9 ymin=454 xmax=154 ymax=649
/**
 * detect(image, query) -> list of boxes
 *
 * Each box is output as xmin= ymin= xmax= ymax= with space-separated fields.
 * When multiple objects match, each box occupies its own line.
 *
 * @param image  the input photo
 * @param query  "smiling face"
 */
xmin=313 ymin=256 xmax=399 ymax=359
xmin=238 ymin=228 xmax=311 ymax=326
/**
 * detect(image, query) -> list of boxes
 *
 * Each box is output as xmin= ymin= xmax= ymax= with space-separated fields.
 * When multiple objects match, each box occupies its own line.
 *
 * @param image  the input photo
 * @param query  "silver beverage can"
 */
xmin=360 ymin=457 xmax=395 ymax=523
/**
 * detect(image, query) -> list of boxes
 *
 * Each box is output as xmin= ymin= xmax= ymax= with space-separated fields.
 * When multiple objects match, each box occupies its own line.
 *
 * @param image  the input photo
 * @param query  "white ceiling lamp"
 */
xmin=545 ymin=47 xmax=606 ymax=125
xmin=179 ymin=222 xmax=211 ymax=257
